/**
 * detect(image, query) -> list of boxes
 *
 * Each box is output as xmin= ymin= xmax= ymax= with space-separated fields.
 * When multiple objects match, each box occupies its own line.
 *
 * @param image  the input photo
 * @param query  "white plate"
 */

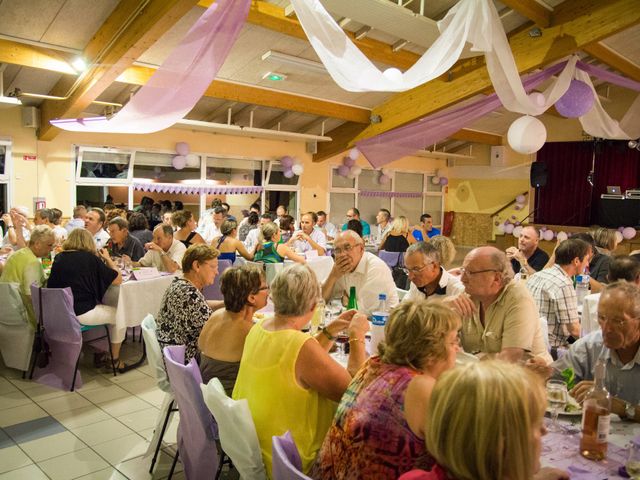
xmin=547 ymin=396 xmax=582 ymax=416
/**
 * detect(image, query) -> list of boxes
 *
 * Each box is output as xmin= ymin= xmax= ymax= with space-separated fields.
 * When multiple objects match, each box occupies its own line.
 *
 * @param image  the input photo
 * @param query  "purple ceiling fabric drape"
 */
xmin=356 ymin=60 xmax=640 ymax=168
xmin=50 ymin=0 xmax=250 ymax=134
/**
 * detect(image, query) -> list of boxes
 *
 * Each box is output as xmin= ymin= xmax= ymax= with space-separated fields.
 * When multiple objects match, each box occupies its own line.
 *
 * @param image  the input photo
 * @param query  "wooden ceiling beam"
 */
xmin=0 ymin=39 xmax=76 ymax=75
xmin=39 ymin=0 xmax=200 ymax=141
xmin=500 ymin=0 xmax=552 ymax=28
xmin=314 ymin=0 xmax=640 ymax=161
xmin=197 ymin=0 xmax=420 ymax=70
xmin=583 ymin=42 xmax=640 ymax=82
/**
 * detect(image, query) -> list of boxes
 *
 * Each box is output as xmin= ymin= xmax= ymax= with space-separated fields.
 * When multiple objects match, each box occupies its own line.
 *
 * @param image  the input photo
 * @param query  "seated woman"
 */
xmin=212 ymin=220 xmax=254 ymax=264
xmin=198 ymin=264 xmax=268 ymax=394
xmin=172 ymin=210 xmax=206 ymax=248
xmin=399 ymin=361 xmax=569 ymax=480
xmin=253 ymin=222 xmax=305 ymax=264
xmin=156 ymin=244 xmax=219 ymax=362
xmin=47 ymin=229 xmax=125 ymax=369
xmin=429 ymin=235 xmax=457 ymax=269
xmin=128 ymin=212 xmax=153 ymax=245
xmin=379 ymin=216 xmax=414 ymax=253
xmin=233 ymin=264 xmax=369 ymax=476
xmin=238 ymin=211 xmax=259 ymax=242
xmin=279 ymin=214 xmax=296 ymax=243
xmin=311 ymin=301 xmax=460 ymax=479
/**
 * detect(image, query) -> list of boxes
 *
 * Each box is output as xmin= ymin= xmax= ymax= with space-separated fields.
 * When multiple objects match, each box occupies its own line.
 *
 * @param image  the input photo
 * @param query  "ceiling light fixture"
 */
xmin=261 ymin=50 xmax=327 ymax=75
xmin=71 ymin=57 xmax=88 ymax=72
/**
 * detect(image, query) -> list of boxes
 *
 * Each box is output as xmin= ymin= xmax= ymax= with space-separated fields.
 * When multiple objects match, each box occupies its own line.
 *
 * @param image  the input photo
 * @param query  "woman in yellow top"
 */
xmin=232 ymin=263 xmax=369 ymax=477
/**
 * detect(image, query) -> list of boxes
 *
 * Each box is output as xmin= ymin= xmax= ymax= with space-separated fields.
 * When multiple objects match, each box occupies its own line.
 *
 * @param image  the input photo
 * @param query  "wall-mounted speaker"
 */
xmin=530 ymin=161 xmax=548 ymax=188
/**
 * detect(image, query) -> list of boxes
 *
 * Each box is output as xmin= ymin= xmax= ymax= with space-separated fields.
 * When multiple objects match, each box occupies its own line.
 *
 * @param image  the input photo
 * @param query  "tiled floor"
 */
xmin=0 ymin=339 xmax=235 ymax=480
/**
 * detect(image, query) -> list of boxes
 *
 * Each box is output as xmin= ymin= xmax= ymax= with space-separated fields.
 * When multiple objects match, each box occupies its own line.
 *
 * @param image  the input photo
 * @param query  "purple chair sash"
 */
xmin=271 ymin=431 xmax=312 ymax=480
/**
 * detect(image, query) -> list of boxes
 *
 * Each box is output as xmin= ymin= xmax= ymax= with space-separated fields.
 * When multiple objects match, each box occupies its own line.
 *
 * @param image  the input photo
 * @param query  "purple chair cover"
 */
xmin=163 ymin=345 xmax=220 ymax=479
xmin=29 ymin=285 xmax=107 ymax=390
xmin=271 ymin=431 xmax=312 ymax=480
xmin=202 ymin=259 xmax=233 ymax=301
xmin=377 ymin=250 xmax=403 ymax=269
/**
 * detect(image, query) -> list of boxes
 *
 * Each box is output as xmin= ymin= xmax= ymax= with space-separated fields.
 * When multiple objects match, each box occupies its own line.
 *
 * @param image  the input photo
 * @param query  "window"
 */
xmin=329 ymin=192 xmax=356 ymax=229
xmin=76 ymin=147 xmax=132 ymax=183
xmin=133 ymin=151 xmax=200 ymax=183
xmin=0 ymin=141 xmax=11 ymax=218
xmin=205 ymin=157 xmax=263 ymax=212
xmin=358 ymin=169 xmax=391 ymax=225
xmin=264 ymin=160 xmax=300 ymax=218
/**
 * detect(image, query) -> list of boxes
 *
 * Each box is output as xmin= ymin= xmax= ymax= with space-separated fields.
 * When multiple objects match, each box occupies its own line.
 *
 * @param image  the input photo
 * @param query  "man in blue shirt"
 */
xmin=412 ymin=213 xmax=440 ymax=241
xmin=341 ymin=207 xmax=371 ymax=237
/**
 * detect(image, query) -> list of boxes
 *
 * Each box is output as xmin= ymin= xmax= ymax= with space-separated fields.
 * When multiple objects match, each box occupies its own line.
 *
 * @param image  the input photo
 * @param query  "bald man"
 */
xmin=506 ymin=226 xmax=549 ymax=276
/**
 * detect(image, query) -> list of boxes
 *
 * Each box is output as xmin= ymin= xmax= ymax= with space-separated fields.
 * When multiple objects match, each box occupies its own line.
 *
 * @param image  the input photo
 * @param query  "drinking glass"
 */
xmin=310 ymin=299 xmax=325 ymax=335
xmin=335 ymin=330 xmax=350 ymax=360
xmin=546 ymin=379 xmax=568 ymax=433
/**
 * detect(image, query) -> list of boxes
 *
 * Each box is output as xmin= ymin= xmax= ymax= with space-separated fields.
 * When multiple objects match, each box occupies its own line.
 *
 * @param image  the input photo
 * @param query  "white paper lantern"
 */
xmin=291 ymin=164 xmax=304 ymax=176
xmin=507 ymin=115 xmax=547 ymax=154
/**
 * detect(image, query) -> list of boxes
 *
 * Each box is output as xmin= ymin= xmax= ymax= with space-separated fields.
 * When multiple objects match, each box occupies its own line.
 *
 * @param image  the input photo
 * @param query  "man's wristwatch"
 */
xmin=625 ymin=402 xmax=636 ymax=420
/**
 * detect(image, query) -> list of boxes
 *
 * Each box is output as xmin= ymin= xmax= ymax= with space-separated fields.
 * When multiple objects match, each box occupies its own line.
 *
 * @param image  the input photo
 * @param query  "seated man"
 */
xmin=198 ymin=206 xmax=227 ymax=244
xmin=107 ymin=217 xmax=145 ymax=262
xmin=411 ymin=213 xmax=440 ymax=242
xmin=506 ymin=226 xmax=549 ymax=276
xmin=402 ymin=242 xmax=464 ymax=302
xmin=526 ymin=238 xmax=590 ymax=354
xmin=0 ymin=226 xmax=55 ymax=326
xmin=316 ymin=210 xmax=337 ymax=242
xmin=322 ymin=230 xmax=398 ymax=314
xmin=340 ymin=208 xmax=371 ymax=237
xmin=65 ymin=205 xmax=87 ymax=233
xmin=458 ymin=246 xmax=551 ymax=364
xmin=550 ymin=282 xmax=640 ymax=418
xmin=374 ymin=209 xmax=392 ymax=245
xmin=85 ymin=207 xmax=111 ymax=249
xmin=133 ymin=224 xmax=186 ymax=273
xmin=291 ymin=212 xmax=326 ymax=256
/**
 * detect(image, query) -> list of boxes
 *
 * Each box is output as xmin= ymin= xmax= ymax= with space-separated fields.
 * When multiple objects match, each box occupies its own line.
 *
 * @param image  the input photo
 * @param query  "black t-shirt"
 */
xmin=48 ymin=250 xmax=118 ymax=316
xmin=589 ymin=252 xmax=611 ymax=283
xmin=111 ymin=234 xmax=145 ymax=262
xmin=511 ymin=247 xmax=549 ymax=273
xmin=381 ymin=234 xmax=410 ymax=253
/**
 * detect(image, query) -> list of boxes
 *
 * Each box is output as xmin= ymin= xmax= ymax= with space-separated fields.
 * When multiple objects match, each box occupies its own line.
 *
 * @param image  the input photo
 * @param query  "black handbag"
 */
xmin=33 ymin=287 xmax=50 ymax=368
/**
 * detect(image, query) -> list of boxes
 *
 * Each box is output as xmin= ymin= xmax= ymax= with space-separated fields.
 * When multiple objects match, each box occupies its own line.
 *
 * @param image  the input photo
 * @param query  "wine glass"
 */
xmin=546 ymin=379 xmax=568 ymax=433
xmin=335 ymin=330 xmax=350 ymax=360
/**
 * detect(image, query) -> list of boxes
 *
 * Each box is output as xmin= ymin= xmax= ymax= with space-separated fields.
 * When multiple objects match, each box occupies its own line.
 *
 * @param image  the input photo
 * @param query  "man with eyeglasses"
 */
xmin=526 ymin=238 xmax=590 ymax=356
xmin=322 ymin=230 xmax=398 ymax=314
xmin=546 ymin=282 xmax=640 ymax=420
xmin=340 ymin=208 xmax=371 ymax=237
xmin=402 ymin=242 xmax=464 ymax=302
xmin=458 ymin=246 xmax=551 ymax=364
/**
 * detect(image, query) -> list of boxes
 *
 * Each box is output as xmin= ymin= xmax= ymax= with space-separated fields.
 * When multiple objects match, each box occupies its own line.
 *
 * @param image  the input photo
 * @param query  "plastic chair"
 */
xmin=377 ymin=250 xmax=403 ymax=270
xmin=163 ymin=345 xmax=222 ymax=479
xmin=539 ymin=315 xmax=551 ymax=352
xmin=29 ymin=285 xmax=115 ymax=391
xmin=141 ymin=314 xmax=178 ymax=473
xmin=271 ymin=431 xmax=312 ymax=480
xmin=0 ymin=282 xmax=34 ymax=372
xmin=201 ymin=378 xmax=267 ymax=480
xmin=202 ymin=259 xmax=233 ymax=301
xmin=265 ymin=263 xmax=284 ymax=286
xmin=396 ymin=287 xmax=409 ymax=301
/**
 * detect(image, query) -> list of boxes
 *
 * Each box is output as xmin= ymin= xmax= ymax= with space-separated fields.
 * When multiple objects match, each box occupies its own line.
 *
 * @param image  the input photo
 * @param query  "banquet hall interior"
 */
xmin=1 ymin=0 xmax=640 ymax=479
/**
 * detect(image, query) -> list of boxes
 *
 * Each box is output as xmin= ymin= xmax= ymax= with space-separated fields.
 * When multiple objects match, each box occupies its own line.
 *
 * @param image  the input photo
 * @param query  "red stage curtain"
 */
xmin=536 ymin=140 xmax=640 ymax=226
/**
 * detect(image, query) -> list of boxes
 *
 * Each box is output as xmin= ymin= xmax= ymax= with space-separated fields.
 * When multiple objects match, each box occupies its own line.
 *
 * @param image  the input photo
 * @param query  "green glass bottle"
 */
xmin=347 ymin=286 xmax=358 ymax=310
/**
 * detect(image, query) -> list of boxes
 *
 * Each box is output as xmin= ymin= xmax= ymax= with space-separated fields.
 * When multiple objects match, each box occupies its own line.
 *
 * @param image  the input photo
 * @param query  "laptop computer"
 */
xmin=607 ymin=186 xmax=621 ymax=194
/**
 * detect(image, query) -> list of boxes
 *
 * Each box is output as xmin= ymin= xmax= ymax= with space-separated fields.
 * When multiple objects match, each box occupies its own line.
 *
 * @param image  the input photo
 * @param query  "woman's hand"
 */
xmin=325 ymin=309 xmax=357 ymax=337
xmin=98 ymin=248 xmax=111 ymax=261
xmin=348 ymin=312 xmax=370 ymax=339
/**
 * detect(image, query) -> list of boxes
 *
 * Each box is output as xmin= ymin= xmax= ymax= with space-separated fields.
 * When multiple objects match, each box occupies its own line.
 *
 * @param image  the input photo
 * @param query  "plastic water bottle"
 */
xmin=575 ymin=271 xmax=590 ymax=307
xmin=370 ymin=294 xmax=389 ymax=356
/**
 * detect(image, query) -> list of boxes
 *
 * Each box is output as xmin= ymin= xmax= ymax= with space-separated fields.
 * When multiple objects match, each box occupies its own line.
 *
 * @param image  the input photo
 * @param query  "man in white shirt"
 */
xmin=85 ymin=207 xmax=111 ymax=249
xmin=65 ymin=205 xmax=87 ymax=233
xmin=403 ymin=242 xmax=464 ymax=302
xmin=315 ymin=211 xmax=337 ymax=241
xmin=375 ymin=209 xmax=392 ymax=245
xmin=244 ymin=213 xmax=273 ymax=252
xmin=133 ymin=224 xmax=186 ymax=273
xmin=322 ymin=230 xmax=398 ymax=315
xmin=291 ymin=212 xmax=326 ymax=256
xmin=198 ymin=206 xmax=226 ymax=244
xmin=2 ymin=207 xmax=31 ymax=249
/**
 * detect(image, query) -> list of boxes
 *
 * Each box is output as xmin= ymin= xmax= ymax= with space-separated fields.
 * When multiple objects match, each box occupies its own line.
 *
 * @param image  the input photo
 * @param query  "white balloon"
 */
xmin=431 ymin=176 xmax=441 ymax=185
xmin=291 ymin=163 xmax=304 ymax=176
xmin=556 ymin=231 xmax=568 ymax=242
xmin=381 ymin=168 xmax=391 ymax=176
xmin=615 ymin=231 xmax=624 ymax=244
xmin=497 ymin=223 xmax=506 ymax=233
xmin=513 ymin=226 xmax=523 ymax=238
xmin=348 ymin=148 xmax=360 ymax=161
xmin=185 ymin=154 xmax=200 ymax=168
xmin=528 ymin=92 xmax=546 ymax=108
xmin=351 ymin=165 xmax=362 ymax=176
xmin=507 ymin=115 xmax=547 ymax=154
xmin=382 ymin=68 xmax=403 ymax=84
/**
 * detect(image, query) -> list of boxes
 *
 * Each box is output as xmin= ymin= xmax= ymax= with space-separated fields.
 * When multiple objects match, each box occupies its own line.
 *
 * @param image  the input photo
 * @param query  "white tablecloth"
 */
xmin=102 ymin=274 xmax=175 ymax=331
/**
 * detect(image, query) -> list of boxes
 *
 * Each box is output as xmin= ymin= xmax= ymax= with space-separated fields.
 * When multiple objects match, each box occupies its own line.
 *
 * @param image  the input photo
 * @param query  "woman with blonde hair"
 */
xmin=212 ymin=219 xmax=254 ymax=264
xmin=429 ymin=235 xmax=457 ymax=269
xmin=253 ymin=221 xmax=305 ymax=264
xmin=233 ymin=264 xmax=369 ymax=476
xmin=47 ymin=228 xmax=125 ymax=370
xmin=172 ymin=210 xmax=206 ymax=248
xmin=379 ymin=216 xmax=414 ymax=253
xmin=399 ymin=361 xmax=569 ymax=480
xmin=589 ymin=227 xmax=618 ymax=285
xmin=311 ymin=301 xmax=460 ymax=479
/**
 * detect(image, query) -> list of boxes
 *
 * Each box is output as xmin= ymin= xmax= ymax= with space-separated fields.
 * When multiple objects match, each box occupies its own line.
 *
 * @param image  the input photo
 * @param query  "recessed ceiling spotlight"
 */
xmin=71 ymin=57 xmax=88 ymax=72
xmin=262 ymin=72 xmax=287 ymax=81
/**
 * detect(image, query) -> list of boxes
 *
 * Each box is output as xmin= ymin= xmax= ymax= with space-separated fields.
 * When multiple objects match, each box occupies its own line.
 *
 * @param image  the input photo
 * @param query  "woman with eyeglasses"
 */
xmin=198 ymin=264 xmax=269 ymax=394
xmin=233 ymin=264 xmax=369 ymax=476
xmin=310 ymin=301 xmax=461 ymax=480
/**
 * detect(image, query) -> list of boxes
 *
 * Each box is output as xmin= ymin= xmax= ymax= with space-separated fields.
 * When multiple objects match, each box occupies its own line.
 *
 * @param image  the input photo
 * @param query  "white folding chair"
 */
xmin=0 ymin=282 xmax=34 ymax=372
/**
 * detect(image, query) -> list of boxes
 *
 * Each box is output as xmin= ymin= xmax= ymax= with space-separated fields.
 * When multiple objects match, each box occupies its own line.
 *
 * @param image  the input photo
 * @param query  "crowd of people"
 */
xmin=1 ymin=197 xmax=640 ymax=480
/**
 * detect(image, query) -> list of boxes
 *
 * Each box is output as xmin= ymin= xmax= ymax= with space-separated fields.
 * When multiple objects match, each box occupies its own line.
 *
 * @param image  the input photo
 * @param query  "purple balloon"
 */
xmin=439 ymin=177 xmax=448 ymax=186
xmin=379 ymin=174 xmax=390 ymax=185
xmin=175 ymin=142 xmax=189 ymax=156
xmin=504 ymin=223 xmax=515 ymax=234
xmin=283 ymin=169 xmax=295 ymax=179
xmin=516 ymin=194 xmax=526 ymax=204
xmin=618 ymin=226 xmax=625 ymax=232
xmin=281 ymin=156 xmax=294 ymax=168
xmin=555 ymin=80 xmax=595 ymax=118
xmin=343 ymin=156 xmax=356 ymax=168
xmin=338 ymin=165 xmax=350 ymax=177
xmin=623 ymin=227 xmax=637 ymax=240
xmin=172 ymin=155 xmax=186 ymax=170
